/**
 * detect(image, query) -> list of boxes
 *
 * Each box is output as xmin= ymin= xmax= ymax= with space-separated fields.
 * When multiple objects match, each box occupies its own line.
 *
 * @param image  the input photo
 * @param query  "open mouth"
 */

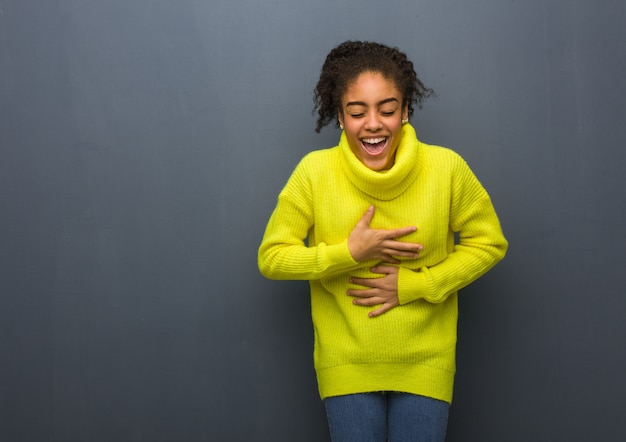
xmin=361 ymin=137 xmax=388 ymax=155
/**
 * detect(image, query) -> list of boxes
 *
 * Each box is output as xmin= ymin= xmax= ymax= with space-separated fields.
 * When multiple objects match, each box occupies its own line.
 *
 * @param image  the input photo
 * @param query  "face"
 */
xmin=338 ymin=71 xmax=408 ymax=171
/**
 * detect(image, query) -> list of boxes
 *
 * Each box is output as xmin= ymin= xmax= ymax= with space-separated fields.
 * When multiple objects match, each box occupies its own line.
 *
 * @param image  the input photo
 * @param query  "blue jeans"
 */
xmin=324 ymin=392 xmax=449 ymax=442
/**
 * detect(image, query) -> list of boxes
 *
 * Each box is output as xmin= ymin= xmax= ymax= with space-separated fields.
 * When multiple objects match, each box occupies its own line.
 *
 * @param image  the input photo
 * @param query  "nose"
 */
xmin=365 ymin=113 xmax=382 ymax=131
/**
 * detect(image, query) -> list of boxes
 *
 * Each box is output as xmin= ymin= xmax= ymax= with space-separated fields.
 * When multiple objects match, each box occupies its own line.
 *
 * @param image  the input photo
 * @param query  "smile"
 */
xmin=361 ymin=137 xmax=388 ymax=155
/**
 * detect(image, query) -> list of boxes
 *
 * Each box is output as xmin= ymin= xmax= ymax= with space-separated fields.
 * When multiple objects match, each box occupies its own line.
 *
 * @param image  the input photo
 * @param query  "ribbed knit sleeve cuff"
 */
xmin=397 ymin=266 xmax=428 ymax=305
xmin=323 ymin=240 xmax=359 ymax=269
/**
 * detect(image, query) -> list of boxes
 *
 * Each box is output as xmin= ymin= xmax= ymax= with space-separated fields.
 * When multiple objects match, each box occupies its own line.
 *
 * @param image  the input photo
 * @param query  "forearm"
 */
xmin=397 ymin=238 xmax=507 ymax=304
xmin=258 ymin=238 xmax=358 ymax=280
xmin=397 ymin=195 xmax=508 ymax=304
xmin=258 ymin=190 xmax=360 ymax=280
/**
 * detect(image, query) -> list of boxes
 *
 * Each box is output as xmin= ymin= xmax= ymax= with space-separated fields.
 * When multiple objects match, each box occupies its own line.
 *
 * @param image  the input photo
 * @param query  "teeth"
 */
xmin=363 ymin=137 xmax=386 ymax=144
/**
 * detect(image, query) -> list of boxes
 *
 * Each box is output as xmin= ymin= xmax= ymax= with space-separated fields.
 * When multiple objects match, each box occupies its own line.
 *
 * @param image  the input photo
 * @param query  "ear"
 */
xmin=402 ymin=104 xmax=409 ymax=121
xmin=337 ymin=111 xmax=344 ymax=128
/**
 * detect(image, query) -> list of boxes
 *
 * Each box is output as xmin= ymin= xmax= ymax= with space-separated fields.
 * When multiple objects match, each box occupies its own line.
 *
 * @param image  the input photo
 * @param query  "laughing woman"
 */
xmin=258 ymin=41 xmax=508 ymax=442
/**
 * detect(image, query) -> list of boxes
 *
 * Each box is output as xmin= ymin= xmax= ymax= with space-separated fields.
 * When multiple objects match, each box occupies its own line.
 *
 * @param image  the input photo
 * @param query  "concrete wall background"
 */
xmin=1 ymin=0 xmax=625 ymax=440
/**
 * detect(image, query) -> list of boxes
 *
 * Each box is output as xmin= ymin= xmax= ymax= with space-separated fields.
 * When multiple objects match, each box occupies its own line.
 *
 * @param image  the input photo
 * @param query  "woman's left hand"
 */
xmin=347 ymin=264 xmax=400 ymax=317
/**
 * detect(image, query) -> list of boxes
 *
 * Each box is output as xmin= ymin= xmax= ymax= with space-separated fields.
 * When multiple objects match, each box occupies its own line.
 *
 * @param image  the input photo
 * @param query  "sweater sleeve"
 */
xmin=258 ymin=159 xmax=359 ymax=281
xmin=397 ymin=158 xmax=508 ymax=304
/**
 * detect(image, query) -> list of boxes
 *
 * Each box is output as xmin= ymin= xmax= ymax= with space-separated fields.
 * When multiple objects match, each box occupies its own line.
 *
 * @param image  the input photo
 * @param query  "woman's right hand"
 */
xmin=347 ymin=206 xmax=423 ymax=263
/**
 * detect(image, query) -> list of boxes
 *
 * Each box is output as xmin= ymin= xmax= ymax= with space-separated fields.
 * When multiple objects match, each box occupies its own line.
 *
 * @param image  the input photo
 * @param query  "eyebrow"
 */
xmin=346 ymin=97 xmax=400 ymax=107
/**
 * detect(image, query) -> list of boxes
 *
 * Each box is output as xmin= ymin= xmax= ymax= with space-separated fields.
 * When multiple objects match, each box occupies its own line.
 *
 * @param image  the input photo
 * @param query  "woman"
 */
xmin=258 ymin=41 xmax=508 ymax=442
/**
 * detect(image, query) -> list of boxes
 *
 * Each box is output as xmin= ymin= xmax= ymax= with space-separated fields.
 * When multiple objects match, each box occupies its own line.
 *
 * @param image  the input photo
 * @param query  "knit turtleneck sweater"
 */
xmin=258 ymin=124 xmax=507 ymax=403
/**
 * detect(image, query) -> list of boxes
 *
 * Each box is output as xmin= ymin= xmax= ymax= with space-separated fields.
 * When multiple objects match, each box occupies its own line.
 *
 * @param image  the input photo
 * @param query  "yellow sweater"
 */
xmin=258 ymin=124 xmax=507 ymax=403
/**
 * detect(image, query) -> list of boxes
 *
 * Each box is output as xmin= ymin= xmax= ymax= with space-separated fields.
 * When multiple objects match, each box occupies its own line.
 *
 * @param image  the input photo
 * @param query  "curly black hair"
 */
xmin=313 ymin=41 xmax=434 ymax=133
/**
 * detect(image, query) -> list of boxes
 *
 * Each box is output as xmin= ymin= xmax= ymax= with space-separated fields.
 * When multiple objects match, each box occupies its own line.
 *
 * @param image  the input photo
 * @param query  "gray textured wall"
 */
xmin=1 ymin=0 xmax=625 ymax=440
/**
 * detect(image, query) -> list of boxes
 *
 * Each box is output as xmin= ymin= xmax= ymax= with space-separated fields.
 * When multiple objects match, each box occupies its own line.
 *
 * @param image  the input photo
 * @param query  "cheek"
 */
xmin=344 ymin=125 xmax=361 ymax=143
xmin=391 ymin=122 xmax=403 ymax=137
xmin=347 ymin=135 xmax=362 ymax=154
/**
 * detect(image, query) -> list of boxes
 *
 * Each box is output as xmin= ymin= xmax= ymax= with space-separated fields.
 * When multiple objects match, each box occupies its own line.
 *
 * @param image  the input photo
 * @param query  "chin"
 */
xmin=362 ymin=157 xmax=392 ymax=171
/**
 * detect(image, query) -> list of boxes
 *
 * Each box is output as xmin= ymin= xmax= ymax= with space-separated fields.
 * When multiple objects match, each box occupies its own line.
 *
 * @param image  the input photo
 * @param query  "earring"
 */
xmin=402 ymin=118 xmax=409 ymax=124
xmin=339 ymin=123 xmax=344 ymax=130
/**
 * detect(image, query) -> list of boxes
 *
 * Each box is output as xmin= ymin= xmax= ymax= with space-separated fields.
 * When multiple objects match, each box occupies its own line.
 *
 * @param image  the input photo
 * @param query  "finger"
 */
xmin=352 ymin=295 xmax=384 ymax=306
xmin=358 ymin=205 xmax=375 ymax=227
xmin=384 ymin=240 xmax=423 ymax=252
xmin=348 ymin=279 xmax=373 ymax=289
xmin=382 ymin=249 xmax=418 ymax=260
xmin=376 ymin=249 xmax=413 ymax=262
xmin=370 ymin=265 xmax=397 ymax=275
xmin=347 ymin=287 xmax=379 ymax=298
xmin=383 ymin=225 xmax=417 ymax=239
xmin=381 ymin=254 xmax=401 ymax=264
xmin=368 ymin=303 xmax=394 ymax=317
xmin=349 ymin=276 xmax=383 ymax=287
xmin=382 ymin=250 xmax=421 ymax=261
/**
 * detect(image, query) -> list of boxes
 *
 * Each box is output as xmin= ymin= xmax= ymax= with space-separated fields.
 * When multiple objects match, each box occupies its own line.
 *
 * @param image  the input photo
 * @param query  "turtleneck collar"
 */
xmin=338 ymin=123 xmax=423 ymax=201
